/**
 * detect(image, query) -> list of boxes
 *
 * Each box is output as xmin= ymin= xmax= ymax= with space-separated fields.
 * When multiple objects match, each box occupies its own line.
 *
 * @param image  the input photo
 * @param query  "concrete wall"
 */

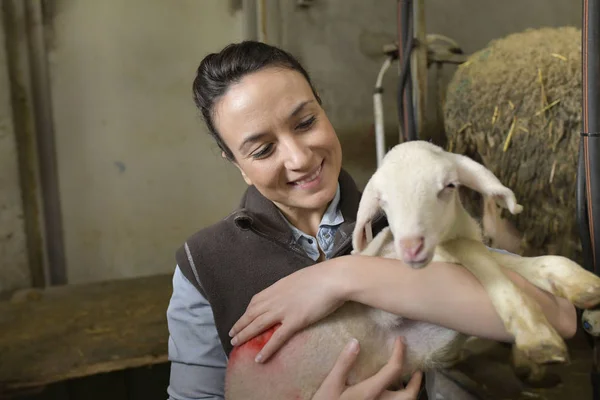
xmin=0 ymin=12 xmax=31 ymax=294
xmin=47 ymin=0 xmax=246 ymax=283
xmin=0 ymin=0 xmax=584 ymax=286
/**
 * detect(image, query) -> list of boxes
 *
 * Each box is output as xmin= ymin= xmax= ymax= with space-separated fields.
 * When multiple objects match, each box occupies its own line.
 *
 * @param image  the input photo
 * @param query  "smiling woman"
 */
xmin=212 ymin=67 xmax=342 ymax=235
xmin=166 ymin=40 xmax=576 ymax=400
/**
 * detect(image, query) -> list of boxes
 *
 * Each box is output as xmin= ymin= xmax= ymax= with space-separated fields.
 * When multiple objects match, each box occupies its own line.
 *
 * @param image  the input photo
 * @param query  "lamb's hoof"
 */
xmin=582 ymin=309 xmax=600 ymax=337
xmin=514 ymin=366 xmax=562 ymax=389
xmin=516 ymin=339 xmax=569 ymax=365
xmin=568 ymin=282 xmax=600 ymax=309
xmin=511 ymin=347 xmax=562 ymax=388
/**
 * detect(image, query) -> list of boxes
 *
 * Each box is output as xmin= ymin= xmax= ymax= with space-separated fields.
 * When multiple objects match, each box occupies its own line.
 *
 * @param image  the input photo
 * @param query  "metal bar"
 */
xmin=579 ymin=0 xmax=600 ymax=398
xmin=411 ymin=0 xmax=427 ymax=139
xmin=582 ymin=0 xmax=600 ymax=272
xmin=23 ymin=0 xmax=67 ymax=285
xmin=397 ymin=0 xmax=416 ymax=142
xmin=1 ymin=0 xmax=48 ymax=288
xmin=427 ymin=52 xmax=468 ymax=65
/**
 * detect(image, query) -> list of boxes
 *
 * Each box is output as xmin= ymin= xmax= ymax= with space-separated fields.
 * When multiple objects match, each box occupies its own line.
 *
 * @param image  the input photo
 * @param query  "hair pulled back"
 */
xmin=192 ymin=41 xmax=321 ymax=161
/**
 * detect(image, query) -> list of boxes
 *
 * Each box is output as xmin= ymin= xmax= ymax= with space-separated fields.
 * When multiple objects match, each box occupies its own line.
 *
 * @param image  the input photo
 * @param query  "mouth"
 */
xmin=289 ymin=161 xmax=324 ymax=188
xmin=405 ymin=254 xmax=433 ymax=269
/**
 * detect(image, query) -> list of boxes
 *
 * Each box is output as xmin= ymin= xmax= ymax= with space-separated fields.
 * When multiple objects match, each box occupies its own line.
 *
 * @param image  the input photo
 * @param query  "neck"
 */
xmin=275 ymin=203 xmax=328 ymax=238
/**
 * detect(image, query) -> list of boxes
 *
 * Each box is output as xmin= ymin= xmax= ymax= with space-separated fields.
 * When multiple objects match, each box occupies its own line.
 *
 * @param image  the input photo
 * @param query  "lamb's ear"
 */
xmin=450 ymin=153 xmax=524 ymax=215
xmin=352 ymin=178 xmax=381 ymax=253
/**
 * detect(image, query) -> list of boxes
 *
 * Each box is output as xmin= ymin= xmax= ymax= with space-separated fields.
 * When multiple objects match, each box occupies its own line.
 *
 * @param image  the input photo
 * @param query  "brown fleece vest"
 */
xmin=175 ymin=169 xmax=387 ymax=356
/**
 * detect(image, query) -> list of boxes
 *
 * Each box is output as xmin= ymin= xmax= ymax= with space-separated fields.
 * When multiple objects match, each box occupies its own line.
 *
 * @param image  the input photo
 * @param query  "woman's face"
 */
xmin=213 ymin=67 xmax=342 ymax=214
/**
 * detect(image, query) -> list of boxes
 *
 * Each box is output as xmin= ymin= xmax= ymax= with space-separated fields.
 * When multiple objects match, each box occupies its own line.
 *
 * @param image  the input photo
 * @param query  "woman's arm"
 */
xmin=167 ymin=265 xmax=421 ymax=400
xmin=229 ymin=255 xmax=577 ymax=363
xmin=339 ymin=255 xmax=577 ymax=342
xmin=167 ymin=266 xmax=228 ymax=400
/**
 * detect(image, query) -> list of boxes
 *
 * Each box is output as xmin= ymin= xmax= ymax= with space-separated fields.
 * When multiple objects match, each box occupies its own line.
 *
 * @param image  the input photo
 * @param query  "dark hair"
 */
xmin=192 ymin=41 xmax=321 ymax=161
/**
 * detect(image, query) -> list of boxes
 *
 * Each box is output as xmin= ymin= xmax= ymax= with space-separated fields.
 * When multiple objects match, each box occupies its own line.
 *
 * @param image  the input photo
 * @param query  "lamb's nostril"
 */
xmin=413 ymin=238 xmax=424 ymax=256
xmin=399 ymin=236 xmax=425 ymax=258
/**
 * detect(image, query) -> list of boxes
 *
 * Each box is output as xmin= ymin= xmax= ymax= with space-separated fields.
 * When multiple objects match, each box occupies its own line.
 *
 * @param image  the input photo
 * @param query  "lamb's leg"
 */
xmin=440 ymin=239 xmax=568 ymax=364
xmin=486 ymin=251 xmax=600 ymax=309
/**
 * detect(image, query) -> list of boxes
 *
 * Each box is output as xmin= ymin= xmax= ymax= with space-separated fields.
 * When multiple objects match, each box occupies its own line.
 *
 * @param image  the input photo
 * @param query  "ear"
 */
xmin=231 ymin=161 xmax=253 ymax=186
xmin=482 ymin=195 xmax=523 ymax=254
xmin=451 ymin=153 xmax=523 ymax=215
xmin=352 ymin=178 xmax=382 ymax=253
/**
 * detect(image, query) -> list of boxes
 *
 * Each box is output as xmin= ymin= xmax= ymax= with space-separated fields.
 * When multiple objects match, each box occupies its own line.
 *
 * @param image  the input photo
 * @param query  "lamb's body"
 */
xmin=225 ymin=247 xmax=465 ymax=400
xmin=224 ymin=141 xmax=600 ymax=400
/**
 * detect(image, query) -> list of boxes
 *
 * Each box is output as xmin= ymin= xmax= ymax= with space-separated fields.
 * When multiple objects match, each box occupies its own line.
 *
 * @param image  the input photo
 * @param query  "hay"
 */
xmin=443 ymin=27 xmax=583 ymax=262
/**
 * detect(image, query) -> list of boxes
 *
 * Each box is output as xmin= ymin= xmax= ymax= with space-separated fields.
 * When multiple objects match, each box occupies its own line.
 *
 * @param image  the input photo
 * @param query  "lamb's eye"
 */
xmin=438 ymin=182 xmax=457 ymax=198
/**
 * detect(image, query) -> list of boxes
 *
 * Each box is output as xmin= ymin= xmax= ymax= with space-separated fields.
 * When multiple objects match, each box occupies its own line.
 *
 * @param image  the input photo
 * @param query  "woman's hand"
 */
xmin=313 ymin=337 xmax=423 ymax=400
xmin=229 ymin=260 xmax=346 ymax=362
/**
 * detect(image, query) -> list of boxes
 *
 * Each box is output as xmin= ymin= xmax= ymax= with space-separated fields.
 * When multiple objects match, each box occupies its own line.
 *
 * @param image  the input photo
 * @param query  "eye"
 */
xmin=251 ymin=143 xmax=274 ymax=159
xmin=296 ymin=116 xmax=316 ymax=131
xmin=437 ymin=182 xmax=457 ymax=199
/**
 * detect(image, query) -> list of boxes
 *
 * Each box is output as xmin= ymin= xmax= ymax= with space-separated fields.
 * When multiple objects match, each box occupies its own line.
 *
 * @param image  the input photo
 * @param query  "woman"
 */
xmin=166 ymin=40 xmax=577 ymax=400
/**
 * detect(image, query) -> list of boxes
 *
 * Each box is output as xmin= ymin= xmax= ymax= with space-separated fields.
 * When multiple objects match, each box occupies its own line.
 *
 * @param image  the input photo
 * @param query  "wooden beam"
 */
xmin=0 ymin=274 xmax=173 ymax=395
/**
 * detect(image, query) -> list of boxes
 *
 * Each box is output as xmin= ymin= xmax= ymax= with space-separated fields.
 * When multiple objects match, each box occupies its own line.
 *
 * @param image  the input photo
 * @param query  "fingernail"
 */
xmin=347 ymin=338 xmax=359 ymax=354
xmin=255 ymin=353 xmax=263 ymax=363
xmin=230 ymin=337 xmax=238 ymax=346
xmin=229 ymin=330 xmax=234 ymax=337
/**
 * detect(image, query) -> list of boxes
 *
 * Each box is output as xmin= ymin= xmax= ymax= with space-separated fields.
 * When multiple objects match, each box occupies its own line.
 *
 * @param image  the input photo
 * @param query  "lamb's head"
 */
xmin=352 ymin=140 xmax=523 ymax=268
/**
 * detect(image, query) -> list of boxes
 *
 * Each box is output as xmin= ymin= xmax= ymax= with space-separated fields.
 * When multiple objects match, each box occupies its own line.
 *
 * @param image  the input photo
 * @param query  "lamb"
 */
xmin=224 ymin=140 xmax=600 ymax=400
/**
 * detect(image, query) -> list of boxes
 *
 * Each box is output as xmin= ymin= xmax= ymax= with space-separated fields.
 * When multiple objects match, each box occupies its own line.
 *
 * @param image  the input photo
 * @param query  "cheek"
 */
xmin=320 ymin=134 xmax=342 ymax=167
xmin=239 ymin=160 xmax=284 ymax=188
xmin=314 ymin=119 xmax=340 ymax=151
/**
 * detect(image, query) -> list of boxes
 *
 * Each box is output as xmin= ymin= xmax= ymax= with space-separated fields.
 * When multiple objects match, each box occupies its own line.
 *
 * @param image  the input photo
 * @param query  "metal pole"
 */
xmin=411 ymin=0 xmax=426 ymax=140
xmin=579 ymin=0 xmax=600 ymax=398
xmin=397 ymin=0 xmax=416 ymax=142
xmin=23 ymin=0 xmax=67 ymax=285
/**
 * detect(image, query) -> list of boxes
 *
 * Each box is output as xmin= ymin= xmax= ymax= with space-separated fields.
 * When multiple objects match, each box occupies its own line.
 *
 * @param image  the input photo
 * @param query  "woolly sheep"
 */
xmin=224 ymin=140 xmax=600 ymax=400
xmin=444 ymin=27 xmax=583 ymax=264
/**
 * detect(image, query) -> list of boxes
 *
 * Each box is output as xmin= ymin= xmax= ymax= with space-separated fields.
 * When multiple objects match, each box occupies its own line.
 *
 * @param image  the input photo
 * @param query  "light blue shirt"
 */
xmin=166 ymin=185 xmax=344 ymax=400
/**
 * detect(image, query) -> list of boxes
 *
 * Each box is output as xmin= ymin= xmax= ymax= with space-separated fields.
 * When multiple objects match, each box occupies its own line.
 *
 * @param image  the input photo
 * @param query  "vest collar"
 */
xmin=231 ymin=169 xmax=363 ymax=248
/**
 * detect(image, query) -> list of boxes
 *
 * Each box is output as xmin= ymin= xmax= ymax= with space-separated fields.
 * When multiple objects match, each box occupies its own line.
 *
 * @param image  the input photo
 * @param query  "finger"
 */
xmin=378 ymin=371 xmax=424 ymax=400
xmin=378 ymin=371 xmax=423 ymax=400
xmin=319 ymin=338 xmax=361 ymax=390
xmin=231 ymin=312 xmax=278 ymax=346
xmin=350 ymin=337 xmax=406 ymax=398
xmin=229 ymin=302 xmax=267 ymax=338
xmin=254 ymin=322 xmax=296 ymax=363
xmin=403 ymin=370 xmax=423 ymax=397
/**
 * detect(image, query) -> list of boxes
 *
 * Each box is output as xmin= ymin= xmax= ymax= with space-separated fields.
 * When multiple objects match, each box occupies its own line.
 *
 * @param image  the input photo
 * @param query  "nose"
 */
xmin=282 ymin=137 xmax=312 ymax=170
xmin=399 ymin=236 xmax=424 ymax=260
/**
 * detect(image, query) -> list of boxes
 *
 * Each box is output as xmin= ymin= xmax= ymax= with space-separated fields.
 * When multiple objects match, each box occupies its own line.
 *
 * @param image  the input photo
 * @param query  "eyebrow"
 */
xmin=238 ymin=100 xmax=314 ymax=153
xmin=290 ymin=100 xmax=313 ymax=117
xmin=238 ymin=132 xmax=269 ymax=153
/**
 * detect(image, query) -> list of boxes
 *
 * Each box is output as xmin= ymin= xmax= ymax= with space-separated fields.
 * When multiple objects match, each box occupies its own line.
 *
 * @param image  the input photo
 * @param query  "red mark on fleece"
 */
xmin=228 ymin=324 xmax=281 ymax=367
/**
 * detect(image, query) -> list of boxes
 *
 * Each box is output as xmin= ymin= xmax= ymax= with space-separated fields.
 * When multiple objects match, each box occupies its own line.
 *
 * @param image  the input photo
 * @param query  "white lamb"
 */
xmin=224 ymin=140 xmax=600 ymax=400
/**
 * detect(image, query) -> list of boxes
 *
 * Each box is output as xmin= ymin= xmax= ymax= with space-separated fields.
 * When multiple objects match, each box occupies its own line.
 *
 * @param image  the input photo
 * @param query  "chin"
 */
xmin=303 ymin=190 xmax=336 ymax=210
xmin=402 ymin=253 xmax=435 ymax=269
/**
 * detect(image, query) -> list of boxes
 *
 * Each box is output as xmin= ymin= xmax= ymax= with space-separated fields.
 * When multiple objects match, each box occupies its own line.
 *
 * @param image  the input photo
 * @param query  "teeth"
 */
xmin=295 ymin=165 xmax=321 ymax=185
